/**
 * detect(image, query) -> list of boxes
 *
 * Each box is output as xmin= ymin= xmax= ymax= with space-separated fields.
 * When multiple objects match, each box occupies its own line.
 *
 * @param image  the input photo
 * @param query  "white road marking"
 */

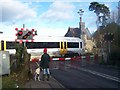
xmin=66 ymin=64 xmax=120 ymax=83
xmin=79 ymin=68 xmax=120 ymax=82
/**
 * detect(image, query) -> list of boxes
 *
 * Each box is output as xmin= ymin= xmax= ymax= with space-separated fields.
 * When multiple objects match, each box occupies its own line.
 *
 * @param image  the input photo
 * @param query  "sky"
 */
xmin=0 ymin=0 xmax=119 ymax=40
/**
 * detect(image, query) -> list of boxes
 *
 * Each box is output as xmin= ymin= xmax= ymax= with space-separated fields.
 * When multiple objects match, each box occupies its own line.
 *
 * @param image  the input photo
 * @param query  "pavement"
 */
xmin=24 ymin=61 xmax=66 ymax=89
xmin=24 ymin=75 xmax=66 ymax=89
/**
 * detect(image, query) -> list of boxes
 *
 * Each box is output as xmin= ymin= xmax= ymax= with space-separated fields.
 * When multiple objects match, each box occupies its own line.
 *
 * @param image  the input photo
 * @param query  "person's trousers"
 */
xmin=43 ymin=68 xmax=50 ymax=81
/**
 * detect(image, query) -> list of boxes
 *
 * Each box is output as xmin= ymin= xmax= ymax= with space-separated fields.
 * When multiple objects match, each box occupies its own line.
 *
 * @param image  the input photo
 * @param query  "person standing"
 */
xmin=40 ymin=48 xmax=50 ymax=81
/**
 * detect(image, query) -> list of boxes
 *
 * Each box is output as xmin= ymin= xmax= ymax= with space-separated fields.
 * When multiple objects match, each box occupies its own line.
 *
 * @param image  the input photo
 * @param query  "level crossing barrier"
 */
xmin=30 ymin=55 xmax=99 ymax=70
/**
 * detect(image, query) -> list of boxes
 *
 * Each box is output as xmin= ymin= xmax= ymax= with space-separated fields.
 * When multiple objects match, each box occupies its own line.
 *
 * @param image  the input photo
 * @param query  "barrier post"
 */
xmin=90 ymin=55 xmax=94 ymax=65
xmin=94 ymin=54 xmax=98 ymax=64
xmin=87 ymin=55 xmax=90 ymax=65
xmin=71 ymin=57 xmax=76 ymax=68
xmin=81 ymin=56 xmax=86 ymax=66
xmin=78 ymin=56 xmax=82 ymax=67
xmin=76 ymin=57 xmax=81 ymax=69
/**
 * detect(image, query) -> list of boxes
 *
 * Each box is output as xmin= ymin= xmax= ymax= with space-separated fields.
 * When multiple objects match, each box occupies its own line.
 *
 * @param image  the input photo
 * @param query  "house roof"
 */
xmin=64 ymin=27 xmax=81 ymax=38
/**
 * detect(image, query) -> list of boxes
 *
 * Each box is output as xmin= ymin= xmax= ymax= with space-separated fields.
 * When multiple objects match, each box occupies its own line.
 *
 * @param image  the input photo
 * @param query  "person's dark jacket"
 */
xmin=40 ymin=53 xmax=50 ymax=69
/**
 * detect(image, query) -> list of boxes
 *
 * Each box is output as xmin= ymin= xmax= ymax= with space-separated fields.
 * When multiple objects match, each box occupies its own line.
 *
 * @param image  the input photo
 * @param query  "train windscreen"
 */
xmin=67 ymin=42 xmax=79 ymax=48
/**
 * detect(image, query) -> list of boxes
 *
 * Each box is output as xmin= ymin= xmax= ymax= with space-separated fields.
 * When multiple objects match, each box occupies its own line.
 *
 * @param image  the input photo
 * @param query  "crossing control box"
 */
xmin=0 ymin=51 xmax=10 ymax=75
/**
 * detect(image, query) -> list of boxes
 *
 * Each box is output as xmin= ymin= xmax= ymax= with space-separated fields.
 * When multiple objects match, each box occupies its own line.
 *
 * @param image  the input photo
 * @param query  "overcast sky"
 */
xmin=0 ymin=0 xmax=119 ymax=40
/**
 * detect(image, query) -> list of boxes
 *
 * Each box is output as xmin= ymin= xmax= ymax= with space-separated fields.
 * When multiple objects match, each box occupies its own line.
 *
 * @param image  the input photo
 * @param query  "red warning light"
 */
xmin=15 ymin=28 xmax=18 ymax=31
xmin=27 ymin=31 xmax=32 ymax=35
xmin=18 ymin=31 xmax=23 ymax=36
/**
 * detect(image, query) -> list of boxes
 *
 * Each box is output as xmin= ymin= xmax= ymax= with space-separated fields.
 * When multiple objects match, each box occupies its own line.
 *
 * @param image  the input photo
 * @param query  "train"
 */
xmin=0 ymin=36 xmax=84 ymax=60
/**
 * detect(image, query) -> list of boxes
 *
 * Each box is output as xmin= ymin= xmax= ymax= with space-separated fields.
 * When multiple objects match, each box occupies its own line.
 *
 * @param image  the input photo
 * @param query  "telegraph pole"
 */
xmin=23 ymin=24 xmax=26 ymax=47
xmin=77 ymin=9 xmax=84 ymax=38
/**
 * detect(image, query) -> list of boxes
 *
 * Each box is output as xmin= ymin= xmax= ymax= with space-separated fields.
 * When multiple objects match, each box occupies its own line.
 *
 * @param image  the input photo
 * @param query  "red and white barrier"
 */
xmin=31 ymin=57 xmax=80 ymax=62
xmin=31 ymin=55 xmax=98 ymax=62
xmin=31 ymin=55 xmax=99 ymax=70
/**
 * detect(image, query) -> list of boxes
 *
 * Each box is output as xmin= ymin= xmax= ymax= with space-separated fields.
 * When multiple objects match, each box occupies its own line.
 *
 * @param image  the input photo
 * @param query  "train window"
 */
xmin=26 ymin=42 xmax=59 ymax=49
xmin=68 ymin=42 xmax=79 ymax=48
xmin=26 ymin=42 xmax=40 ymax=48
xmin=26 ymin=42 xmax=35 ymax=48
xmin=80 ymin=42 xmax=82 ymax=48
xmin=47 ymin=42 xmax=59 ymax=48
xmin=6 ymin=41 xmax=18 ymax=49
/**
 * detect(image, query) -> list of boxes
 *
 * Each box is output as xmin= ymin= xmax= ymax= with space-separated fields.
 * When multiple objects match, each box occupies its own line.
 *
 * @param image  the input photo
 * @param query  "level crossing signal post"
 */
xmin=103 ymin=33 xmax=114 ymax=54
xmin=15 ymin=26 xmax=37 ymax=65
xmin=103 ymin=33 xmax=114 ymax=63
xmin=15 ymin=27 xmax=37 ymax=44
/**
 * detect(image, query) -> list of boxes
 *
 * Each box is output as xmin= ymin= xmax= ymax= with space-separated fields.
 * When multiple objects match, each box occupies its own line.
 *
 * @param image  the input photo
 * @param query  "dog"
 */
xmin=34 ymin=62 xmax=42 ymax=81
xmin=34 ymin=67 xmax=41 ymax=81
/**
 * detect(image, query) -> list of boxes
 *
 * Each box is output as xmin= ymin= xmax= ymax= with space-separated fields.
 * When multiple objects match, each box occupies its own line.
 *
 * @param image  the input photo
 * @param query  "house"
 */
xmin=64 ymin=23 xmax=96 ymax=54
xmin=64 ymin=27 xmax=81 ymax=38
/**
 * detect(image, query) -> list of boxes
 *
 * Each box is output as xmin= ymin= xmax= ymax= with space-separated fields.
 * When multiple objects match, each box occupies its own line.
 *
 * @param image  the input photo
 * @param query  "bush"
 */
xmin=2 ymin=75 xmax=16 ymax=88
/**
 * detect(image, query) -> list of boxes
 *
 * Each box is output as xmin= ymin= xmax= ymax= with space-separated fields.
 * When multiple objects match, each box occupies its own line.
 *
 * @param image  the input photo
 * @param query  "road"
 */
xmin=30 ymin=59 xmax=120 ymax=89
xmin=50 ymin=61 xmax=120 ymax=89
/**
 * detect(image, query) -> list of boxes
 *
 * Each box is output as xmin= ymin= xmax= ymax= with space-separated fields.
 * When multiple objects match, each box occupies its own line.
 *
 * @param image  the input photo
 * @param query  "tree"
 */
xmin=15 ymin=43 xmax=23 ymax=69
xmin=111 ymin=11 xmax=118 ymax=23
xmin=93 ymin=22 xmax=120 ymax=65
xmin=89 ymin=2 xmax=110 ymax=28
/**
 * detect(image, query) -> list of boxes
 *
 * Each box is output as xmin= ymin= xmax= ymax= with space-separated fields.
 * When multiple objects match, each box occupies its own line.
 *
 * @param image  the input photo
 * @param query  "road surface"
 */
xmin=50 ymin=62 xmax=120 ymax=89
